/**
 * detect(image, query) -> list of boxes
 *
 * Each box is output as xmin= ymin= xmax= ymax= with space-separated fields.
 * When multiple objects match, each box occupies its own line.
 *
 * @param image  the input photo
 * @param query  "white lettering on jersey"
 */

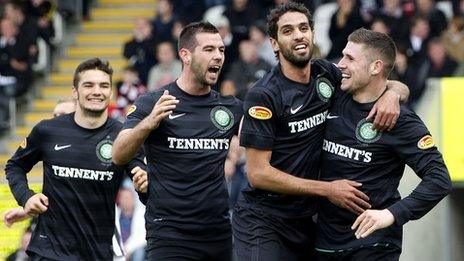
xmin=52 ymin=165 xmax=114 ymax=181
xmin=322 ymin=139 xmax=372 ymax=163
xmin=288 ymin=110 xmax=328 ymax=133
xmin=167 ymin=137 xmax=230 ymax=150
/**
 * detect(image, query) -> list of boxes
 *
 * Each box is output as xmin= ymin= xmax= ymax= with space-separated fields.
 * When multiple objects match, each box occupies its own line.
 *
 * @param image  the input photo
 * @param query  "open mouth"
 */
xmin=294 ymin=44 xmax=307 ymax=51
xmin=207 ymin=65 xmax=221 ymax=74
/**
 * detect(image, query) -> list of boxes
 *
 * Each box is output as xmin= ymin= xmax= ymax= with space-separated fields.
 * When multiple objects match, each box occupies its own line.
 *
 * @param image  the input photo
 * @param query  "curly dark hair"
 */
xmin=267 ymin=2 xmax=314 ymax=40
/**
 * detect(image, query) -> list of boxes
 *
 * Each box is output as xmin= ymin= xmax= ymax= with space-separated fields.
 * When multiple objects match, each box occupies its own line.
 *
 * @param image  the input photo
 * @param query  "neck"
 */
xmin=176 ymin=70 xmax=211 ymax=96
xmin=280 ymin=58 xmax=311 ymax=84
xmin=74 ymin=108 xmax=108 ymax=129
xmin=352 ymin=78 xmax=387 ymax=103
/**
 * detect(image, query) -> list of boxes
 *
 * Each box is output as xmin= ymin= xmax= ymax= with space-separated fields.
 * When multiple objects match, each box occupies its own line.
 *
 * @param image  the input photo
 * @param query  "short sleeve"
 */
xmin=240 ymin=87 xmax=276 ymax=150
xmin=123 ymin=93 xmax=159 ymax=130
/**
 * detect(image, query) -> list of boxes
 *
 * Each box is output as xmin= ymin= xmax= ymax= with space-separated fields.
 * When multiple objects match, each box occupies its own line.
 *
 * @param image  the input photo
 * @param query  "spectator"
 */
xmin=0 ymin=18 xmax=32 ymax=96
xmin=151 ymin=0 xmax=178 ymax=43
xmin=3 ymin=1 xmax=38 ymax=59
xmin=211 ymin=16 xmax=240 ymax=89
xmin=402 ymin=15 xmax=430 ymax=66
xmin=147 ymin=41 xmax=182 ymax=91
xmin=415 ymin=0 xmax=448 ymax=39
xmin=326 ymin=0 xmax=365 ymax=61
xmin=442 ymin=16 xmax=464 ymax=63
xmin=389 ymin=44 xmax=419 ymax=107
xmin=6 ymin=226 xmax=32 ymax=261
xmin=425 ymin=37 xmax=458 ymax=78
xmin=249 ymin=20 xmax=277 ymax=66
xmin=116 ymin=183 xmax=147 ymax=261
xmin=223 ymin=0 xmax=261 ymax=42
xmin=111 ymin=66 xmax=146 ymax=121
xmin=24 ymin=0 xmax=55 ymax=46
xmin=171 ymin=0 xmax=206 ymax=24
xmin=371 ymin=0 xmax=410 ymax=42
xmin=370 ymin=16 xmax=391 ymax=35
xmin=221 ymin=40 xmax=272 ymax=99
xmin=123 ymin=18 xmax=157 ymax=85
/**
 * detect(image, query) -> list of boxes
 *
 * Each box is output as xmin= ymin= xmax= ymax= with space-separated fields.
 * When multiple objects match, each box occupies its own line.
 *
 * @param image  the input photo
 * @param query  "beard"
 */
xmin=191 ymin=58 xmax=219 ymax=87
xmin=279 ymin=43 xmax=313 ymax=68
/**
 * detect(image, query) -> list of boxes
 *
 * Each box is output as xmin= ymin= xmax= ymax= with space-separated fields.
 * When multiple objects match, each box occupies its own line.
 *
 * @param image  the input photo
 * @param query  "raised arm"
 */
xmin=112 ymin=90 xmax=178 ymax=165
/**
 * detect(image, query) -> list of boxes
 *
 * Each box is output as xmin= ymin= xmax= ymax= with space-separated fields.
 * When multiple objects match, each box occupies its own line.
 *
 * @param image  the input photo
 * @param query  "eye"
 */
xmin=282 ymin=28 xmax=291 ymax=35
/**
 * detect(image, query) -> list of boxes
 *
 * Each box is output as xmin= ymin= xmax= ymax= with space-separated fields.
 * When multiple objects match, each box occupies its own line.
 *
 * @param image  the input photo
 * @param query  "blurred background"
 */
xmin=0 ymin=0 xmax=462 ymax=260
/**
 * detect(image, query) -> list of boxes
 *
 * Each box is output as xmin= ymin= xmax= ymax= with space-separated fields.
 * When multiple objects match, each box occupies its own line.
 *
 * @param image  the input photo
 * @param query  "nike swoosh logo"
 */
xmin=168 ymin=113 xmax=186 ymax=120
xmin=290 ymin=105 xmax=303 ymax=114
xmin=54 ymin=144 xmax=71 ymax=151
xmin=326 ymin=113 xmax=339 ymax=119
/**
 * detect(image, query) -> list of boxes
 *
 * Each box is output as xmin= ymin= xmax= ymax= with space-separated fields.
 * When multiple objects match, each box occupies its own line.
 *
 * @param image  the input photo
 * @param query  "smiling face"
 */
xmin=188 ymin=32 xmax=225 ymax=87
xmin=337 ymin=41 xmax=372 ymax=94
xmin=271 ymin=11 xmax=314 ymax=68
xmin=73 ymin=69 xmax=112 ymax=115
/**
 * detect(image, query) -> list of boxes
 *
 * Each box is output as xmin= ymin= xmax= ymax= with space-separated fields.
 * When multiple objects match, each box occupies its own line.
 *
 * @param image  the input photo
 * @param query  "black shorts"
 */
xmin=232 ymin=204 xmax=317 ymax=261
xmin=316 ymin=243 xmax=401 ymax=261
xmin=147 ymin=237 xmax=232 ymax=261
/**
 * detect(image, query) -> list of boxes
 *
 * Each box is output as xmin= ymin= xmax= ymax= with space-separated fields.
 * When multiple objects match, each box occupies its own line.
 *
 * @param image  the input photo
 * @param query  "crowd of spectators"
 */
xmin=0 ymin=0 xmax=62 ymax=133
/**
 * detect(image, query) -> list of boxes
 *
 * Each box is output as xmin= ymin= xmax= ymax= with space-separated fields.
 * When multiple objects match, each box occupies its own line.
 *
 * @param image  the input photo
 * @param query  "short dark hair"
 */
xmin=267 ymin=2 xmax=314 ymax=40
xmin=178 ymin=22 xmax=219 ymax=52
xmin=348 ymin=28 xmax=396 ymax=78
xmin=73 ymin=58 xmax=113 ymax=88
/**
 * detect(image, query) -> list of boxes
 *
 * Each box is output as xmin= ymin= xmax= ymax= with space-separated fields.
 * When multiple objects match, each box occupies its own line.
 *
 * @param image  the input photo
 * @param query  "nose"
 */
xmin=337 ymin=57 xmax=346 ymax=69
xmin=293 ymin=29 xmax=304 ymax=40
xmin=213 ymin=49 xmax=223 ymax=61
xmin=91 ymin=85 xmax=104 ymax=96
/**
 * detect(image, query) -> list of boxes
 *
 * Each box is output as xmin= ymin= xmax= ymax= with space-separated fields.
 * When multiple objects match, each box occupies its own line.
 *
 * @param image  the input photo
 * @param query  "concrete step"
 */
xmin=99 ymin=0 xmax=154 ymax=5
xmin=92 ymin=8 xmax=154 ymax=19
xmin=14 ymin=126 xmax=31 ymax=138
xmin=42 ymin=86 xmax=73 ymax=98
xmin=33 ymin=99 xmax=58 ymax=112
xmin=50 ymin=73 xmax=73 ymax=85
xmin=75 ymin=34 xmax=131 ymax=46
xmin=82 ymin=21 xmax=133 ymax=32
xmin=58 ymin=59 xmax=127 ymax=72
xmin=0 ymin=154 xmax=10 ymax=165
xmin=25 ymin=112 xmax=53 ymax=126
xmin=66 ymin=46 xmax=122 ymax=58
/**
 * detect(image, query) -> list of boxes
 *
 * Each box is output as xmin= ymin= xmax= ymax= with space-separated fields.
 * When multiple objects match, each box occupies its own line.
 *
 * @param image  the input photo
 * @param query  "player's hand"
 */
xmin=352 ymin=209 xmax=395 ymax=239
xmin=367 ymin=89 xmax=400 ymax=131
xmin=3 ymin=207 xmax=29 ymax=227
xmin=24 ymin=193 xmax=48 ymax=216
xmin=132 ymin=167 xmax=148 ymax=193
xmin=326 ymin=180 xmax=371 ymax=215
xmin=148 ymin=90 xmax=179 ymax=130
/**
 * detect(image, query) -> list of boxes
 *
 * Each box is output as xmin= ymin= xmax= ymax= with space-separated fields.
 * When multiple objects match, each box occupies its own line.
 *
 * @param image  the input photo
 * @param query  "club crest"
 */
xmin=356 ymin=119 xmax=382 ymax=143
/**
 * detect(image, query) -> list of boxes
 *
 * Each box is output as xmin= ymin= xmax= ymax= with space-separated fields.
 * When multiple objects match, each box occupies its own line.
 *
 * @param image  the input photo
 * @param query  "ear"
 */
xmin=270 ymin=37 xmax=279 ymax=54
xmin=370 ymin=60 xmax=383 ymax=76
xmin=72 ymin=86 xmax=78 ymax=100
xmin=179 ymin=48 xmax=191 ymax=64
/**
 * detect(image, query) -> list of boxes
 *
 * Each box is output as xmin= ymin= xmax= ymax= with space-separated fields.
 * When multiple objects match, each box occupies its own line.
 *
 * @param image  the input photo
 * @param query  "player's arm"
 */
xmin=247 ymin=148 xmax=371 ymax=215
xmin=3 ymin=207 xmax=29 ymax=227
xmin=352 ymin=113 xmax=452 ymax=238
xmin=6 ymin=126 xmax=48 ymax=216
xmin=112 ymin=90 xmax=178 ymax=165
xmin=367 ymin=80 xmax=410 ymax=131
